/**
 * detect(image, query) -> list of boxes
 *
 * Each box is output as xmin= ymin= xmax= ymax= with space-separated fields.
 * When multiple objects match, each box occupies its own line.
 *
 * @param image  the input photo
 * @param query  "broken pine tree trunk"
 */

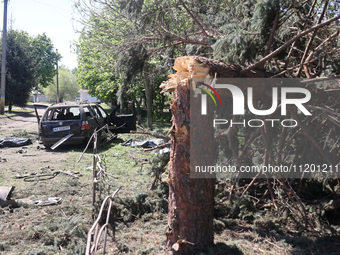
xmin=160 ymin=56 xmax=266 ymax=254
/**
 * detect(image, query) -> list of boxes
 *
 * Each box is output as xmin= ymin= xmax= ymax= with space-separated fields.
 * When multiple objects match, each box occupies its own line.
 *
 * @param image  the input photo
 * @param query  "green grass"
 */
xmin=0 ymin=123 xmax=170 ymax=254
xmin=2 ymin=117 xmax=340 ymax=254
xmin=94 ymin=131 xmax=166 ymax=196
xmin=99 ymin=102 xmax=112 ymax=113
xmin=0 ymin=111 xmax=30 ymax=119
xmin=27 ymin=102 xmax=51 ymax=105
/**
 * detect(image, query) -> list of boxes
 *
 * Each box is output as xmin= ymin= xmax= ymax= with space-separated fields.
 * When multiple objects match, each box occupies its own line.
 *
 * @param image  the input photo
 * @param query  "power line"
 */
xmin=30 ymin=0 xmax=70 ymax=19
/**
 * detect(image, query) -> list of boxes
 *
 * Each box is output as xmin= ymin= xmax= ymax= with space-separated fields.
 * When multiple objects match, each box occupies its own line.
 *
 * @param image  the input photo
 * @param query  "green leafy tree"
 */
xmin=76 ymin=33 xmax=119 ymax=105
xmin=5 ymin=30 xmax=35 ymax=111
xmin=213 ymin=0 xmax=340 ymax=77
xmin=1 ymin=30 xmax=60 ymax=111
xmin=74 ymin=0 xmax=198 ymax=128
xmin=31 ymin=33 xmax=60 ymax=87
xmin=75 ymin=0 xmax=339 ymax=130
xmin=43 ymin=66 xmax=80 ymax=102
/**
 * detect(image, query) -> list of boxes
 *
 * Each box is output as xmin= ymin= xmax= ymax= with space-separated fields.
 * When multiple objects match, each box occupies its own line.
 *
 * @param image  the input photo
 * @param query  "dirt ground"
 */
xmin=0 ymin=107 xmax=70 ymax=173
xmin=0 ymin=107 xmax=165 ymax=255
xmin=0 ymin=107 xmax=93 ymax=254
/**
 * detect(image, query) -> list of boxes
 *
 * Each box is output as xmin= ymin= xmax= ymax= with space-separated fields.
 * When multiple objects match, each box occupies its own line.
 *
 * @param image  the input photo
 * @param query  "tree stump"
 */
xmin=161 ymin=56 xmax=258 ymax=254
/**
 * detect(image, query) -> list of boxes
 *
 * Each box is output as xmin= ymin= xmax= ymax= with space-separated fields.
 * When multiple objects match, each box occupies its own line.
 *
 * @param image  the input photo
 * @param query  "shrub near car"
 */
xmin=38 ymin=102 xmax=109 ymax=148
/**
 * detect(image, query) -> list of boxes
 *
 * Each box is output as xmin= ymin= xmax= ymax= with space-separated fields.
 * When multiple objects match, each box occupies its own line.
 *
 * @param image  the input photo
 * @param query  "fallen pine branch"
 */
xmin=143 ymin=142 xmax=171 ymax=152
xmin=242 ymin=14 xmax=340 ymax=73
xmin=130 ymin=124 xmax=170 ymax=141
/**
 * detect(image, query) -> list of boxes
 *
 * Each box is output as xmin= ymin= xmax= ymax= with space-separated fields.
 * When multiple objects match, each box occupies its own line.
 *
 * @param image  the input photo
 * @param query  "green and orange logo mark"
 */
xmin=197 ymin=82 xmax=222 ymax=106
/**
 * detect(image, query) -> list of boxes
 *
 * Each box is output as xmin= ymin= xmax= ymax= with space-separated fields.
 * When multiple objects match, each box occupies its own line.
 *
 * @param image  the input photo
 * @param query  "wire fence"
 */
xmin=85 ymin=187 xmax=121 ymax=255
xmin=84 ymin=127 xmax=121 ymax=255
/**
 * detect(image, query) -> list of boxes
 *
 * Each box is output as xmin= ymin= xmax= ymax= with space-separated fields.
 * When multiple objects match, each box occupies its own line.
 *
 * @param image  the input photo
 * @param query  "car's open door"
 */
xmin=33 ymin=103 xmax=49 ymax=123
xmin=109 ymin=114 xmax=136 ymax=133
xmin=108 ymin=102 xmax=136 ymax=133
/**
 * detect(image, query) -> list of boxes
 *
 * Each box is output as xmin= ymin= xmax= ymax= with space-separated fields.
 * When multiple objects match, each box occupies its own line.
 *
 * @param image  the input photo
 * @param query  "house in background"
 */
xmin=78 ymin=89 xmax=100 ymax=103
xmin=31 ymin=90 xmax=52 ymax=103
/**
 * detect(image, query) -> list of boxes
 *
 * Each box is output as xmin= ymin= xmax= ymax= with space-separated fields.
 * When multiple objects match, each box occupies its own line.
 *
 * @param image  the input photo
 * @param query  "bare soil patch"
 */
xmin=0 ymin=108 xmax=95 ymax=254
xmin=0 ymin=107 xmax=166 ymax=254
xmin=0 ymin=108 xmax=70 ymax=173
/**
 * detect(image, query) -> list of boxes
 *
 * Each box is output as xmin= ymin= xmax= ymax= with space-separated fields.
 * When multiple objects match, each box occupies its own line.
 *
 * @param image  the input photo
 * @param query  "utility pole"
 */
xmin=0 ymin=0 xmax=8 ymax=115
xmin=56 ymin=49 xmax=59 ymax=103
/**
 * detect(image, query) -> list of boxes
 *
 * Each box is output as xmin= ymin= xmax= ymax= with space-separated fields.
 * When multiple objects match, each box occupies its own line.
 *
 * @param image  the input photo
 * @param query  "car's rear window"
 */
xmin=43 ymin=106 xmax=81 ymax=121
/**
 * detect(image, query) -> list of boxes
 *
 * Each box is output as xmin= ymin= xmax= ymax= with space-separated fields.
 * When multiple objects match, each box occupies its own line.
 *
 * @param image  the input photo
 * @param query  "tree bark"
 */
xmin=8 ymin=101 xmax=12 ymax=113
xmin=144 ymin=76 xmax=153 ymax=130
xmin=166 ymin=83 xmax=215 ymax=254
xmin=161 ymin=56 xmax=270 ymax=254
xmin=131 ymin=94 xmax=142 ymax=125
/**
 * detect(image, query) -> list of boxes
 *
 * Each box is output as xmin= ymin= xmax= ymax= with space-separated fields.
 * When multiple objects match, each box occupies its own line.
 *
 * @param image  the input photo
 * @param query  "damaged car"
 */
xmin=34 ymin=102 xmax=136 ymax=148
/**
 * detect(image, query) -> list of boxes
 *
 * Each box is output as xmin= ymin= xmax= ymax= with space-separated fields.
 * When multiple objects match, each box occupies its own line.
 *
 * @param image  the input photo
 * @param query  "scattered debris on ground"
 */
xmin=122 ymin=138 xmax=165 ymax=149
xmin=0 ymin=137 xmax=32 ymax=148
xmin=0 ymin=186 xmax=15 ymax=205
xmin=34 ymin=197 xmax=62 ymax=207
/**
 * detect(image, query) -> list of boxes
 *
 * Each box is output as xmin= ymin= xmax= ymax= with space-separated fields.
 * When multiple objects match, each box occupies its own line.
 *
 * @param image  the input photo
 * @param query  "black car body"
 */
xmin=35 ymin=102 xmax=136 ymax=148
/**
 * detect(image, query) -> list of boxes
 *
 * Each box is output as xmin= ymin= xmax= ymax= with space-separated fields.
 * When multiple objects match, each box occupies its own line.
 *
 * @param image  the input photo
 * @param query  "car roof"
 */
xmin=47 ymin=101 xmax=98 ymax=109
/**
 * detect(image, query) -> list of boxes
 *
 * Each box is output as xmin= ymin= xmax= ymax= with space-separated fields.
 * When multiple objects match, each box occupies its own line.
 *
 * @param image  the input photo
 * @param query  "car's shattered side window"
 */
xmin=42 ymin=109 xmax=55 ymax=121
xmin=96 ymin=105 xmax=108 ymax=118
xmin=83 ymin=106 xmax=94 ymax=118
xmin=91 ymin=106 xmax=101 ymax=118
xmin=67 ymin=107 xmax=81 ymax=119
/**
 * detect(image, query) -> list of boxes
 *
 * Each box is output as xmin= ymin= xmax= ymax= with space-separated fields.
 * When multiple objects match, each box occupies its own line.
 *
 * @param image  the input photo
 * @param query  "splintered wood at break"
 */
xmin=160 ymin=56 xmax=213 ymax=93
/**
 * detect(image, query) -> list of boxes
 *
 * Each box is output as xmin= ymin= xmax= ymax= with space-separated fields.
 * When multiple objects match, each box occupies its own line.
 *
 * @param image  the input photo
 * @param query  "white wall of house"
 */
xmin=78 ymin=89 xmax=100 ymax=102
xmin=31 ymin=90 xmax=52 ymax=103
xmin=31 ymin=95 xmax=50 ymax=102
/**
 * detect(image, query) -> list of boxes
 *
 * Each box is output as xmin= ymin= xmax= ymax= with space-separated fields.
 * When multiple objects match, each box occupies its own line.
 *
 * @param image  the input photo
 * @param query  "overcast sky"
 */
xmin=0 ymin=0 xmax=81 ymax=69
